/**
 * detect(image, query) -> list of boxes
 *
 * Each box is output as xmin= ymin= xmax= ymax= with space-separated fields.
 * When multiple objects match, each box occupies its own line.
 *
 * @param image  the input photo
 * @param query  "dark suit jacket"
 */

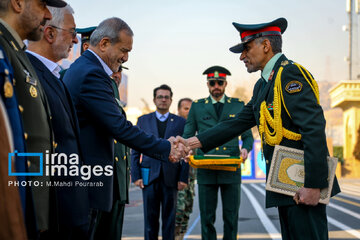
xmin=63 ymin=50 xmax=171 ymax=211
xmin=27 ymin=53 xmax=89 ymax=227
xmin=131 ymin=112 xmax=189 ymax=187
xmin=197 ymin=54 xmax=340 ymax=208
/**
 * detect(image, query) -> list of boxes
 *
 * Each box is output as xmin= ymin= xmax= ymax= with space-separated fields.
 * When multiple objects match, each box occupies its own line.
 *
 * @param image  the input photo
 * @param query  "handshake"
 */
xmin=167 ymin=136 xmax=202 ymax=163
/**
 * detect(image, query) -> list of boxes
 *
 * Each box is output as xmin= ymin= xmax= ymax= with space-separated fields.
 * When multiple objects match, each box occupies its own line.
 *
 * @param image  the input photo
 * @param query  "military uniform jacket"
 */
xmin=111 ymin=79 xmax=130 ymax=204
xmin=197 ymin=55 xmax=340 ymax=207
xmin=183 ymin=95 xmax=254 ymax=184
xmin=0 ymin=22 xmax=54 ymax=231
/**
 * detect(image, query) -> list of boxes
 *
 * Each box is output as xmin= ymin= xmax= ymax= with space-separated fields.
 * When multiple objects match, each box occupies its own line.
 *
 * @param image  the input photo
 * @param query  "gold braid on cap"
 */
xmin=259 ymin=62 xmax=320 ymax=148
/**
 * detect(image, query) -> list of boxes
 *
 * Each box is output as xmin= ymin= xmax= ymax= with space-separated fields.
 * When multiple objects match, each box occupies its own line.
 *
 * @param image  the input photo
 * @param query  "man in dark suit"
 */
xmin=184 ymin=18 xmax=340 ymax=240
xmin=26 ymin=5 xmax=89 ymax=240
xmin=63 ymin=17 xmax=188 ymax=238
xmin=95 ymin=68 xmax=132 ymax=240
xmin=131 ymin=84 xmax=189 ymax=240
xmin=0 ymin=0 xmax=66 ymax=238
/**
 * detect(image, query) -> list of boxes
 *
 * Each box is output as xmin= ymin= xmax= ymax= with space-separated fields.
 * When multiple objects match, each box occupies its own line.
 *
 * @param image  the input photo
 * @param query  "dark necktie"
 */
xmin=214 ymin=102 xmax=223 ymax=118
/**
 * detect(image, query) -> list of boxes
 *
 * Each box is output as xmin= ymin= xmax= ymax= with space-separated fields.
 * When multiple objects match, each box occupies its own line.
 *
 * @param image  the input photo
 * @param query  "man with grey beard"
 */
xmin=26 ymin=4 xmax=90 ymax=239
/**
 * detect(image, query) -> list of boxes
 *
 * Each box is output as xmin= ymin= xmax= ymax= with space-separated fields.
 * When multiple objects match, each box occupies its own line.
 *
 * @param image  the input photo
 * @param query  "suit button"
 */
xmin=223 ymin=147 xmax=227 ymax=150
xmin=24 ymin=132 xmax=28 ymax=140
xmin=216 ymin=147 xmax=219 ymax=151
xmin=27 ymin=160 xmax=31 ymax=168
xmin=115 ymin=157 xmax=119 ymax=162
xmin=266 ymin=160 xmax=269 ymax=164
xmin=50 ymin=116 xmax=52 ymax=120
xmin=18 ymin=105 xmax=23 ymax=113
xmin=114 ymin=140 xmax=117 ymax=144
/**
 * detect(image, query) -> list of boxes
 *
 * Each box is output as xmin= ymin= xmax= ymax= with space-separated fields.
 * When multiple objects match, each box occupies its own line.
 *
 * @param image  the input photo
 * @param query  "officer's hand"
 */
xmin=168 ymin=137 xmax=190 ymax=163
xmin=293 ymin=187 xmax=320 ymax=206
xmin=240 ymin=149 xmax=248 ymax=160
xmin=134 ymin=179 xmax=144 ymax=189
xmin=177 ymin=181 xmax=188 ymax=191
xmin=184 ymin=136 xmax=203 ymax=150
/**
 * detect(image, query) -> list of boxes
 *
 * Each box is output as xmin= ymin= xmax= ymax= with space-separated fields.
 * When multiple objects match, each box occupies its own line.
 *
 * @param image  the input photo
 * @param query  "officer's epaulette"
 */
xmin=193 ymin=98 xmax=207 ymax=104
xmin=226 ymin=97 xmax=242 ymax=104
xmin=280 ymin=60 xmax=294 ymax=67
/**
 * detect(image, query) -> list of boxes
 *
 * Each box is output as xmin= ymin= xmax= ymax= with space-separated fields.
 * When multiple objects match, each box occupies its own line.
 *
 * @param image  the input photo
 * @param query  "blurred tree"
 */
xmin=333 ymin=146 xmax=344 ymax=165
xmin=230 ymin=85 xmax=250 ymax=103
xmin=141 ymin=98 xmax=152 ymax=114
xmin=353 ymin=124 xmax=360 ymax=160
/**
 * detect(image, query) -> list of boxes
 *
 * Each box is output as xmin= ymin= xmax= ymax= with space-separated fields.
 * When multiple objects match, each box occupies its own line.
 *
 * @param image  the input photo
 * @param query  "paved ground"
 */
xmin=122 ymin=179 xmax=360 ymax=240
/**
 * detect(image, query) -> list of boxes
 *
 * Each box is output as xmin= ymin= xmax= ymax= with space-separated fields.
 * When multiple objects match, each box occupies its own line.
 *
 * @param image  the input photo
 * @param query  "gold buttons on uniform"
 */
xmin=53 ymin=141 xmax=58 ymax=149
xmin=216 ymin=147 xmax=219 ymax=151
xmin=27 ymin=160 xmax=31 ymax=168
xmin=24 ymin=132 xmax=28 ymax=140
xmin=114 ymin=140 xmax=117 ymax=144
xmin=123 ymin=156 xmax=126 ymax=160
xmin=12 ymin=78 xmax=16 ymax=86
xmin=266 ymin=160 xmax=269 ymax=164
xmin=223 ymin=147 xmax=227 ymax=150
xmin=18 ymin=105 xmax=24 ymax=113
xmin=115 ymin=157 xmax=119 ymax=162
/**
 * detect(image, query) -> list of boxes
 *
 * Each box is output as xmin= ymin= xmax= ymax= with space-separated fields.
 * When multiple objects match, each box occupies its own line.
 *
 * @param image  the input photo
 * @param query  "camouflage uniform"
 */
xmin=175 ymin=167 xmax=196 ymax=239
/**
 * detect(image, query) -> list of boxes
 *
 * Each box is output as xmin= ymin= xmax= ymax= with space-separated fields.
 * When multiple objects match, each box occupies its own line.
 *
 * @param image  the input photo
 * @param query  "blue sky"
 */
xmin=66 ymin=0 xmax=353 ymax=110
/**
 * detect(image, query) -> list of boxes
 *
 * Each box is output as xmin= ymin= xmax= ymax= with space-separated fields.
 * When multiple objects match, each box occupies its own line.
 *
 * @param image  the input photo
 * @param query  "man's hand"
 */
xmin=177 ymin=181 xmax=188 ymax=191
xmin=293 ymin=187 xmax=320 ymax=206
xmin=134 ymin=179 xmax=144 ymax=189
xmin=240 ymin=148 xmax=248 ymax=161
xmin=168 ymin=136 xmax=190 ymax=163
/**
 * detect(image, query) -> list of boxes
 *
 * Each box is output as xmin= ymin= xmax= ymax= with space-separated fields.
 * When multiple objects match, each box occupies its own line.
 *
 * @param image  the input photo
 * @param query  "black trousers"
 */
xmin=278 ymin=204 xmax=328 ymax=240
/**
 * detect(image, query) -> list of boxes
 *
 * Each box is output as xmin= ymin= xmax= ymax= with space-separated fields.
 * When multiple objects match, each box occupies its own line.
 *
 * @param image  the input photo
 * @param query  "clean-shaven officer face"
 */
xmin=154 ymin=89 xmax=172 ymax=113
xmin=52 ymin=12 xmax=78 ymax=60
xmin=178 ymin=100 xmax=192 ymax=119
xmin=103 ymin=30 xmax=133 ymax=73
xmin=20 ymin=0 xmax=52 ymax=41
xmin=240 ymin=39 xmax=268 ymax=73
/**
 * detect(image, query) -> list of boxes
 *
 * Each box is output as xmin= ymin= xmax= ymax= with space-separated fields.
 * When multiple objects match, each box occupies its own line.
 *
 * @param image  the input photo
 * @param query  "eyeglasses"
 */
xmin=50 ymin=25 xmax=77 ymax=38
xmin=208 ymin=80 xmax=225 ymax=87
xmin=156 ymin=95 xmax=171 ymax=100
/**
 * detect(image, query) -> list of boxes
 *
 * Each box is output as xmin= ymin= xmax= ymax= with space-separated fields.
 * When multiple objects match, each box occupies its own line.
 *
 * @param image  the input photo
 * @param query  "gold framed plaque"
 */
xmin=265 ymin=145 xmax=337 ymax=204
xmin=189 ymin=155 xmax=243 ymax=172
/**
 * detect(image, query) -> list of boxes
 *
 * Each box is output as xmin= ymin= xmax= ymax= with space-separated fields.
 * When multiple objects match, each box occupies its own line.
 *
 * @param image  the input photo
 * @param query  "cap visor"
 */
xmin=46 ymin=0 xmax=67 ymax=7
xmin=229 ymin=43 xmax=244 ymax=53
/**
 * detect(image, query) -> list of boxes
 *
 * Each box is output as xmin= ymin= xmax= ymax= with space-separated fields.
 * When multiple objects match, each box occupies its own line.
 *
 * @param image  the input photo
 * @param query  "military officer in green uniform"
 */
xmin=185 ymin=18 xmax=340 ymax=240
xmin=94 ymin=67 xmax=130 ymax=240
xmin=183 ymin=66 xmax=254 ymax=240
xmin=0 ymin=0 xmax=66 ymax=238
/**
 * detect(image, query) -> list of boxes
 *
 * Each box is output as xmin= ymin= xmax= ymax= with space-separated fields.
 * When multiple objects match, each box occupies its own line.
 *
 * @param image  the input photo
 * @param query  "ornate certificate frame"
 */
xmin=265 ymin=145 xmax=338 ymax=204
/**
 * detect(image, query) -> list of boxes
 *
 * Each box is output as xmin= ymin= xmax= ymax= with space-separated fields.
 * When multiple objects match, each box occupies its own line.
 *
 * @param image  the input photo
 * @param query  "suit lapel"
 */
xmin=150 ymin=112 xmax=159 ymax=137
xmin=204 ymin=96 xmax=218 ymax=121
xmin=27 ymin=53 xmax=76 ymax=129
xmin=164 ymin=113 xmax=174 ymax=138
